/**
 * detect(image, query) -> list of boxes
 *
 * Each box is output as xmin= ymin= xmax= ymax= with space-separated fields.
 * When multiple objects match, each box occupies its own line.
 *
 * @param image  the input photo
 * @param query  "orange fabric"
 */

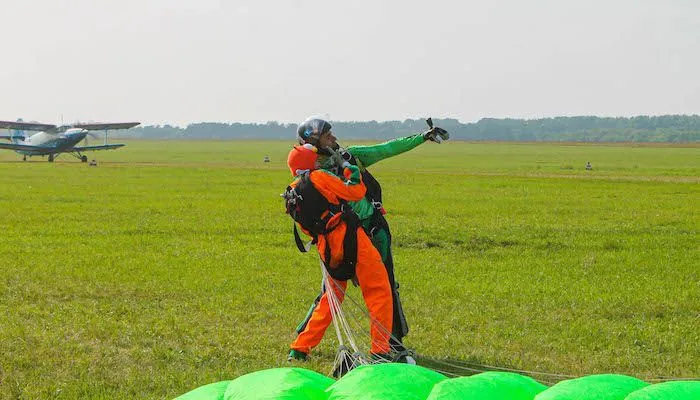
xmin=291 ymin=277 xmax=346 ymax=354
xmin=287 ymin=145 xmax=318 ymax=176
xmin=289 ymin=168 xmax=392 ymax=355
xmin=288 ymin=167 xmax=367 ymax=238
xmin=308 ymin=169 xmax=366 ymax=204
xmin=291 ymin=224 xmax=393 ymax=355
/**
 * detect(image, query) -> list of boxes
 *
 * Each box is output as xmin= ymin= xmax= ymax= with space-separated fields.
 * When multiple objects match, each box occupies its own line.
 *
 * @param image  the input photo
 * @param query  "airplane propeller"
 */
xmin=82 ymin=131 xmax=101 ymax=146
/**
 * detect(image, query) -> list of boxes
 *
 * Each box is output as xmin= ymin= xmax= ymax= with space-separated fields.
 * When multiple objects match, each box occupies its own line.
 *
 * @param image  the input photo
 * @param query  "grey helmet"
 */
xmin=296 ymin=117 xmax=332 ymax=146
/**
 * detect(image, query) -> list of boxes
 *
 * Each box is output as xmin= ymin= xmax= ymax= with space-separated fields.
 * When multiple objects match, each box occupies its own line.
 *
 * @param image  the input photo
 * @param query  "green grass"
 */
xmin=0 ymin=140 xmax=698 ymax=399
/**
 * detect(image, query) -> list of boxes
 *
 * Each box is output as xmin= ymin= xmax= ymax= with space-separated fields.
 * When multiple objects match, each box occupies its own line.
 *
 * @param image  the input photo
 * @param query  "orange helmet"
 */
xmin=287 ymin=144 xmax=319 ymax=176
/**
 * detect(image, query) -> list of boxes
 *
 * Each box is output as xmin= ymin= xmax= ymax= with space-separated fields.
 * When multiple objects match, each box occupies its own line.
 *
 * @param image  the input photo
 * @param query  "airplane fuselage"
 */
xmin=0 ymin=119 xmax=139 ymax=162
xmin=16 ymin=128 xmax=88 ymax=156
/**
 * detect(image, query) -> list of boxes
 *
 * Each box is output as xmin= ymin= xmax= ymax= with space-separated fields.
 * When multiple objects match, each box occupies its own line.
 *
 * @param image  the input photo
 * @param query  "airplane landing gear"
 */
xmin=48 ymin=154 xmax=54 ymax=162
xmin=23 ymin=155 xmax=26 ymax=161
xmin=81 ymin=155 xmax=88 ymax=163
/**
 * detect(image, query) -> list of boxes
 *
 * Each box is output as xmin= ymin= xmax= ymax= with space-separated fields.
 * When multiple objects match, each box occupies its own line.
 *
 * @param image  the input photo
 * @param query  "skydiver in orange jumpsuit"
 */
xmin=283 ymin=144 xmax=393 ymax=359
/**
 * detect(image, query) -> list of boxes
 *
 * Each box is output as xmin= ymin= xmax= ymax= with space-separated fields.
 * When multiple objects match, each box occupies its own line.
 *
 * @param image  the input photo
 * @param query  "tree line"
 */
xmin=127 ymin=115 xmax=700 ymax=142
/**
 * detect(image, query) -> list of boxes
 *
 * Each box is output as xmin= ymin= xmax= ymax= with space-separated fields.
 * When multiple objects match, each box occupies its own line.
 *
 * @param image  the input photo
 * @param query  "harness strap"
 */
xmin=367 ymin=207 xmax=391 ymax=239
xmin=323 ymin=209 xmax=361 ymax=281
xmin=293 ymin=223 xmax=310 ymax=253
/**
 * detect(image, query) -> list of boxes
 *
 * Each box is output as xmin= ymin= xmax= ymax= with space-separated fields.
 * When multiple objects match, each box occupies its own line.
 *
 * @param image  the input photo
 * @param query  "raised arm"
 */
xmin=346 ymin=134 xmax=426 ymax=168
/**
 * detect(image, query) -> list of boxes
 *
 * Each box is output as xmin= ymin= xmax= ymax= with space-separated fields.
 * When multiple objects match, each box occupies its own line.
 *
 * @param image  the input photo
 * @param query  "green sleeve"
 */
xmin=346 ymin=134 xmax=426 ymax=168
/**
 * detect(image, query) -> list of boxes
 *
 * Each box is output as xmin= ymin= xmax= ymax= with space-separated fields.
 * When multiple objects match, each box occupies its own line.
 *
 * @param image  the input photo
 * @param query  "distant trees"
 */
xmin=127 ymin=115 xmax=700 ymax=143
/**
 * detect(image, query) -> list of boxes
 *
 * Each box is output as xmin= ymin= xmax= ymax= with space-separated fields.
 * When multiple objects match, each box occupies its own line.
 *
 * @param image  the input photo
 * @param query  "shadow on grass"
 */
xmin=396 ymin=236 xmax=520 ymax=251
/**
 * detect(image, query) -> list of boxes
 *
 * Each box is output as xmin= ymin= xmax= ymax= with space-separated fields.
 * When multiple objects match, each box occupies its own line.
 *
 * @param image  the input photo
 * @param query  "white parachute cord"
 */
xmin=320 ymin=260 xmax=346 ymax=350
xmin=316 ymin=261 xmax=416 ymax=369
xmin=318 ymin=264 xmax=700 ymax=382
xmin=321 ymin=262 xmax=361 ymax=353
xmin=321 ymin=285 xmax=412 ymax=367
xmin=321 ymin=274 xmax=354 ymax=377
xmin=319 ymin=263 xmax=353 ymax=376
xmin=323 ymin=276 xmax=408 ymax=361
xmin=326 ymin=278 xmax=367 ymax=359
xmin=320 ymin=260 xmax=371 ymax=374
xmin=423 ymin=356 xmax=700 ymax=383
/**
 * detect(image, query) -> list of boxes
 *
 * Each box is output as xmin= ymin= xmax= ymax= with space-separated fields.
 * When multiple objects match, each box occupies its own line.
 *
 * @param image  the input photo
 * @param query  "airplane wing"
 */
xmin=72 ymin=144 xmax=126 ymax=151
xmin=0 ymin=120 xmax=57 ymax=132
xmin=0 ymin=142 xmax=52 ymax=152
xmin=0 ymin=135 xmax=25 ymax=141
xmin=0 ymin=142 xmax=124 ymax=153
xmin=73 ymin=122 xmax=140 ymax=131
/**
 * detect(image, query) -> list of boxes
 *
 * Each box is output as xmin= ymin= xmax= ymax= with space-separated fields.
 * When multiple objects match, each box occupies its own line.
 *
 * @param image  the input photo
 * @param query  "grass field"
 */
xmin=0 ymin=140 xmax=698 ymax=399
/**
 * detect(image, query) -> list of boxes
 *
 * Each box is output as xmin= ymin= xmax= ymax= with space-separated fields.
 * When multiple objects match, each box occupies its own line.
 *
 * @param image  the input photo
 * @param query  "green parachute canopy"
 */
xmin=326 ymin=363 xmax=446 ymax=400
xmin=534 ymin=374 xmax=649 ymax=400
xmin=176 ymin=368 xmax=333 ymax=400
xmin=176 ymin=380 xmax=231 ymax=400
xmin=623 ymin=381 xmax=700 ymax=400
xmin=174 ymin=365 xmax=696 ymax=400
xmin=426 ymin=371 xmax=547 ymax=400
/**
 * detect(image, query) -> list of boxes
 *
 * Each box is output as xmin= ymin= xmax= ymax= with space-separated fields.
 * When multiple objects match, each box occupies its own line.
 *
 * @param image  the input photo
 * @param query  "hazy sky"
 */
xmin=1 ymin=0 xmax=698 ymax=126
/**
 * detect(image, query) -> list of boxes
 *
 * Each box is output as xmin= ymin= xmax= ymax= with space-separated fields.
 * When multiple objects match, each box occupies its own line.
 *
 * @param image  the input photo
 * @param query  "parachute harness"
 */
xmin=284 ymin=173 xmax=362 ymax=282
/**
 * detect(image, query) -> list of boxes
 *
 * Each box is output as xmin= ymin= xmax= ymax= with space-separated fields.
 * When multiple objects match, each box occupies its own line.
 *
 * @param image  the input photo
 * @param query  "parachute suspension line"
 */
xmin=320 ymin=262 xmax=414 ymax=377
xmin=321 ymin=260 xmax=363 ymax=352
xmin=331 ymin=283 xmax=402 ymax=359
xmin=321 ymin=269 xmax=546 ymax=378
xmin=323 ymin=271 xmax=404 ymax=355
xmin=320 ymin=260 xmax=370 ymax=376
xmin=413 ymin=353 xmax=700 ymax=385
xmin=419 ymin=355 xmax=576 ymax=381
xmin=318 ymin=263 xmax=700 ymax=383
xmin=321 ymin=273 xmax=620 ymax=384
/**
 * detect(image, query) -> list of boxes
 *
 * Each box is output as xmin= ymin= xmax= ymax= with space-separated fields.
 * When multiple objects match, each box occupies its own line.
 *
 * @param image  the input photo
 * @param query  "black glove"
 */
xmin=423 ymin=127 xmax=450 ymax=143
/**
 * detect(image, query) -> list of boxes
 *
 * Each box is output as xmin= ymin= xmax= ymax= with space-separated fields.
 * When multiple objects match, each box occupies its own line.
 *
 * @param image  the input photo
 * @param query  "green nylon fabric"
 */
xmin=173 ymin=369 xmax=699 ymax=400
xmin=349 ymin=197 xmax=376 ymax=224
xmin=222 ymin=368 xmax=334 ymax=400
xmin=318 ymin=134 xmax=426 ymax=222
xmin=325 ymin=363 xmax=446 ymax=400
xmin=535 ymin=374 xmax=649 ymax=400
xmin=175 ymin=380 xmax=231 ymax=400
xmin=426 ymin=371 xmax=547 ymax=400
xmin=318 ymin=134 xmax=425 ymax=170
xmin=624 ymin=381 xmax=700 ymax=400
xmin=345 ymin=134 xmax=426 ymax=169
xmin=369 ymin=227 xmax=390 ymax=262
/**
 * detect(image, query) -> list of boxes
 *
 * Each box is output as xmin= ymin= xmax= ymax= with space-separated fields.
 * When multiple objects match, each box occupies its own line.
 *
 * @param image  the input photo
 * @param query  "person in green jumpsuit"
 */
xmin=290 ymin=117 xmax=449 ymax=362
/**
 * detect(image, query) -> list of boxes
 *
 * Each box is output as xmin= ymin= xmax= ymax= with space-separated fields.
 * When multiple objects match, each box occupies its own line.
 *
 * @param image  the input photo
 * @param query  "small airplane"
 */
xmin=0 ymin=119 xmax=140 ymax=162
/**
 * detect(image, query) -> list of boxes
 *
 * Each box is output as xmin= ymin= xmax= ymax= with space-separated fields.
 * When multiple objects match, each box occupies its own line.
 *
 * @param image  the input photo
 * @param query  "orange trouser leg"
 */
xmin=292 ymin=225 xmax=393 ymax=355
xmin=291 ymin=277 xmax=346 ymax=354
xmin=354 ymin=229 xmax=393 ymax=354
